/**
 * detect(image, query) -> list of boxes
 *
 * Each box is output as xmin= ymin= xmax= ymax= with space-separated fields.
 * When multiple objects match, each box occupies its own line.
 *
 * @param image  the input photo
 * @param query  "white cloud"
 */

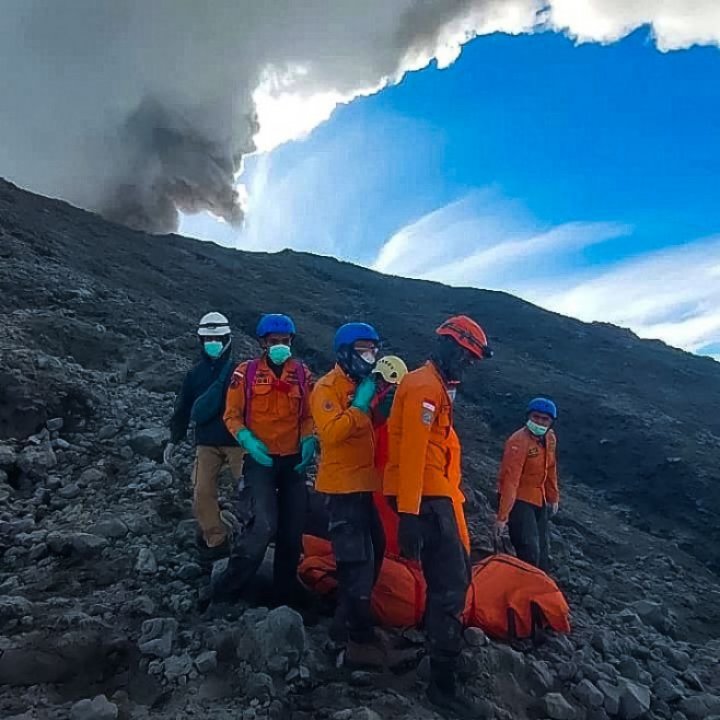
xmin=548 ymin=0 xmax=720 ymax=51
xmin=372 ymin=194 xmax=720 ymax=355
xmin=535 ymin=237 xmax=720 ymax=353
xmin=373 ymin=191 xmax=629 ymax=289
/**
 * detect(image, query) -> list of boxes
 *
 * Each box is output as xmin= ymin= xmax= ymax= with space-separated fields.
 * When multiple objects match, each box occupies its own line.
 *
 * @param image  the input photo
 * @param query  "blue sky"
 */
xmin=181 ymin=28 xmax=720 ymax=358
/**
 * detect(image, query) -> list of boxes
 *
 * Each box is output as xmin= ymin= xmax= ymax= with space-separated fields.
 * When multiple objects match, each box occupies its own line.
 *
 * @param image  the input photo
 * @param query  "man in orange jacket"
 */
xmin=384 ymin=315 xmax=492 ymax=718
xmin=495 ymin=397 xmax=559 ymax=572
xmin=211 ymin=313 xmax=316 ymax=606
xmin=310 ymin=322 xmax=389 ymax=666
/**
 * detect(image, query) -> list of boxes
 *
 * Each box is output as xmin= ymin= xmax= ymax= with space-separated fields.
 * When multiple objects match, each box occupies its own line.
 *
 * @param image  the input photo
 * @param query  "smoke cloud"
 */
xmin=0 ymin=1 xmax=718 ymax=234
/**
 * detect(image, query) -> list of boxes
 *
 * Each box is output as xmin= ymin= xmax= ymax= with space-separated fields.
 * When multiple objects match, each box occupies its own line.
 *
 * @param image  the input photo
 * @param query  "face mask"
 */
xmin=359 ymin=351 xmax=377 ymax=365
xmin=268 ymin=344 xmax=292 ymax=365
xmin=204 ymin=340 xmax=224 ymax=359
xmin=526 ymin=419 xmax=548 ymax=437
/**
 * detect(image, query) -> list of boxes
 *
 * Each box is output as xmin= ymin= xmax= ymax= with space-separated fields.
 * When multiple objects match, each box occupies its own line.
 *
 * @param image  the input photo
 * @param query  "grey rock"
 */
xmin=543 ymin=692 xmax=576 ymax=720
xmin=630 ymin=600 xmax=673 ymax=635
xmin=194 ymin=650 xmax=218 ymax=674
xmin=17 ymin=444 xmax=57 ymax=477
xmin=574 ymin=679 xmax=605 ymax=709
xmin=654 ymin=677 xmax=683 ymax=703
xmin=597 ymin=680 xmax=621 ymax=716
xmin=619 ymin=657 xmax=642 ymax=681
xmin=236 ymin=606 xmax=305 ymax=673
xmin=558 ymin=661 xmax=580 ymax=682
xmin=70 ymin=695 xmax=118 ymax=720
xmin=664 ymin=648 xmax=691 ymax=671
xmin=138 ymin=617 xmax=177 ymax=658
xmin=79 ymin=467 xmax=106 ymax=484
xmin=0 ymin=596 xmax=33 ymax=622
xmin=464 ymin=627 xmax=488 ymax=647
xmin=350 ymin=670 xmax=374 ymax=686
xmin=135 ymin=547 xmax=158 ymax=574
xmin=176 ymin=562 xmax=203 ymax=582
xmin=58 ymin=482 xmax=82 ymax=499
xmin=163 ymin=653 xmax=193 ymax=680
xmin=149 ymin=469 xmax=173 ymax=489
xmin=90 ymin=517 xmax=129 ymax=539
xmin=619 ymin=680 xmax=652 ymax=720
xmin=0 ymin=444 xmax=17 ymax=468
xmin=679 ymin=696 xmax=709 ymax=720
xmin=125 ymin=595 xmax=155 ymax=616
xmin=681 ymin=670 xmax=704 ymax=691
xmin=246 ymin=671 xmax=274 ymax=702
xmin=529 ymin=659 xmax=555 ymax=694
xmin=128 ymin=429 xmax=168 ymax=461
xmin=46 ymin=417 xmax=64 ymax=432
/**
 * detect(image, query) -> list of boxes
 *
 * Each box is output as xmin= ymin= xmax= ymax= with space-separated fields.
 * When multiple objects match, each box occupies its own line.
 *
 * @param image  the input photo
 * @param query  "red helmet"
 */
xmin=436 ymin=315 xmax=493 ymax=360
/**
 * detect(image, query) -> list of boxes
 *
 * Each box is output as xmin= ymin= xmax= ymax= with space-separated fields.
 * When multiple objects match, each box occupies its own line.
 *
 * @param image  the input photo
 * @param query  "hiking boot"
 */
xmin=196 ymin=510 xmax=241 ymax=570
xmin=344 ymin=632 xmax=421 ymax=671
xmin=344 ymin=637 xmax=387 ymax=670
xmin=427 ymin=660 xmax=489 ymax=719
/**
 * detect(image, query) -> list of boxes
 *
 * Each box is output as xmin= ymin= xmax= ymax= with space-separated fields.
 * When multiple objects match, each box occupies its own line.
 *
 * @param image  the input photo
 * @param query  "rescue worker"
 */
xmin=165 ymin=312 xmax=243 ymax=566
xmin=384 ymin=315 xmax=492 ymax=718
xmin=495 ymin=397 xmax=559 ymax=572
xmin=310 ymin=322 xmax=389 ymax=666
xmin=370 ymin=355 xmax=409 ymax=557
xmin=212 ymin=313 xmax=316 ymax=605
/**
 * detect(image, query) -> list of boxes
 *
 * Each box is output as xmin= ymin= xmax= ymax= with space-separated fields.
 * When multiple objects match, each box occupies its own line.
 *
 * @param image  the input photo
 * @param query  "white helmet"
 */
xmin=197 ymin=312 xmax=231 ymax=337
xmin=372 ymin=355 xmax=408 ymax=384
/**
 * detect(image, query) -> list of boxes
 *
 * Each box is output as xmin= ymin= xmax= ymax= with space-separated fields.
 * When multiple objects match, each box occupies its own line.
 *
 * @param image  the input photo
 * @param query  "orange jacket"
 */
xmin=383 ymin=362 xmax=456 ymax=515
xmin=310 ymin=365 xmax=379 ymax=494
xmin=224 ymin=357 xmax=313 ymax=456
xmin=497 ymin=427 xmax=559 ymax=522
xmin=447 ymin=428 xmax=471 ymax=554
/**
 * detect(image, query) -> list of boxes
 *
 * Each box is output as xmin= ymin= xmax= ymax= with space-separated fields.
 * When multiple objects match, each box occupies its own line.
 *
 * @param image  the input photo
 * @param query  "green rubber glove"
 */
xmin=236 ymin=428 xmax=273 ymax=467
xmin=294 ymin=436 xmax=318 ymax=473
xmin=351 ymin=376 xmax=377 ymax=414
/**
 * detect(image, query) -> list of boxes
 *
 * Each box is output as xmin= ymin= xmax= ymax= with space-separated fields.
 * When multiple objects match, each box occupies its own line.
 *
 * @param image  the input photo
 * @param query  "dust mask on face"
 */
xmin=526 ymin=419 xmax=548 ymax=437
xmin=268 ymin=344 xmax=292 ymax=365
xmin=360 ymin=351 xmax=376 ymax=365
xmin=204 ymin=340 xmax=224 ymax=359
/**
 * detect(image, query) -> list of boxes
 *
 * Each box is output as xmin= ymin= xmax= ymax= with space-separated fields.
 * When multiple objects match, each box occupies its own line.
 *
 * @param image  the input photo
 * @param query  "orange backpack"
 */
xmin=465 ymin=553 xmax=571 ymax=640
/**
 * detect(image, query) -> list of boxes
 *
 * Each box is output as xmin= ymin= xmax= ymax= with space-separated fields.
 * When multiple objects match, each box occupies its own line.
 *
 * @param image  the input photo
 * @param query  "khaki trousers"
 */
xmin=193 ymin=445 xmax=245 ymax=547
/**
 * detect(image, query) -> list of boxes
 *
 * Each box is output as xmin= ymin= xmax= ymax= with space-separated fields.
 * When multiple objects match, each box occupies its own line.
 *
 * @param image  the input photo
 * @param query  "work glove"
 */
xmin=397 ymin=512 xmax=423 ymax=561
xmin=375 ymin=386 xmax=397 ymax=422
xmin=351 ymin=376 xmax=377 ymax=414
xmin=294 ymin=436 xmax=318 ymax=474
xmin=162 ymin=442 xmax=175 ymax=467
xmin=549 ymin=502 xmax=559 ymax=516
xmin=236 ymin=428 xmax=273 ymax=467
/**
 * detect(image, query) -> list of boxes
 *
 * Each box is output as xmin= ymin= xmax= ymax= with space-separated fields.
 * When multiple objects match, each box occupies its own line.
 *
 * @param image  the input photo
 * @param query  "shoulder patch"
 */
xmin=422 ymin=400 xmax=437 ymax=412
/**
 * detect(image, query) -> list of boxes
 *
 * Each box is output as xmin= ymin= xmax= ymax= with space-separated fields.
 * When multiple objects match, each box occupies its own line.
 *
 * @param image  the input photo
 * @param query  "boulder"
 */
xmin=574 ymin=679 xmax=605 ymax=709
xmin=128 ymin=429 xmax=168 ymax=461
xmin=619 ymin=680 xmax=652 ymax=720
xmin=17 ymin=444 xmax=56 ymax=478
xmin=236 ymin=606 xmax=305 ymax=673
xmin=70 ymin=695 xmax=118 ymax=720
xmin=543 ymin=692 xmax=576 ymax=720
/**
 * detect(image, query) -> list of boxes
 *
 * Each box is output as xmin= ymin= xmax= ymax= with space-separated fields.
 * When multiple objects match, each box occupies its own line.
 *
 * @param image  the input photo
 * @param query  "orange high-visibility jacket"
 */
xmin=383 ymin=362 xmax=456 ymax=515
xmin=447 ymin=427 xmax=471 ymax=554
xmin=310 ymin=365 xmax=379 ymax=494
xmin=497 ymin=427 xmax=559 ymax=522
xmin=224 ymin=357 xmax=313 ymax=456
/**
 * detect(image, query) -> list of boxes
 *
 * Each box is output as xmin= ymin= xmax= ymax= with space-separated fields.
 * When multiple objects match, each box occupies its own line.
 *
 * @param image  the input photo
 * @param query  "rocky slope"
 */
xmin=1 ymin=177 xmax=719 ymax=720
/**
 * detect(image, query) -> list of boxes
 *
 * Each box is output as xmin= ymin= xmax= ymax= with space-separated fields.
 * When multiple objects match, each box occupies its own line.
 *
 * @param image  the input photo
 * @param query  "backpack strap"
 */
xmin=244 ymin=358 xmax=310 ymax=430
xmin=243 ymin=358 xmax=261 ymax=427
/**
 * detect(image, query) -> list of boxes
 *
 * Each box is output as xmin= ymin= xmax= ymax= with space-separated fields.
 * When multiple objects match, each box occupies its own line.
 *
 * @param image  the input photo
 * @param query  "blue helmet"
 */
xmin=527 ymin=397 xmax=557 ymax=419
xmin=256 ymin=313 xmax=296 ymax=338
xmin=333 ymin=322 xmax=380 ymax=353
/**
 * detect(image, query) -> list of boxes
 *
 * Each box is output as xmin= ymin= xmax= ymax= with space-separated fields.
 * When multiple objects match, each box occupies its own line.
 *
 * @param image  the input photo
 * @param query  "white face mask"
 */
xmin=360 ymin=351 xmax=377 ymax=365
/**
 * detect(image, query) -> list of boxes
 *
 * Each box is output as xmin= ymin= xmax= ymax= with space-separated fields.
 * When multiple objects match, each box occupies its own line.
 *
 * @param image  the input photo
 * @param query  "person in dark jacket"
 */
xmin=164 ymin=312 xmax=244 ymax=564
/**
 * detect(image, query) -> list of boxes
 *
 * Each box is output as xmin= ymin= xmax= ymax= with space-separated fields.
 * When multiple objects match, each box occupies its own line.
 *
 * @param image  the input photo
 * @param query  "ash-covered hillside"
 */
xmin=1 ymin=177 xmax=719 ymax=720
